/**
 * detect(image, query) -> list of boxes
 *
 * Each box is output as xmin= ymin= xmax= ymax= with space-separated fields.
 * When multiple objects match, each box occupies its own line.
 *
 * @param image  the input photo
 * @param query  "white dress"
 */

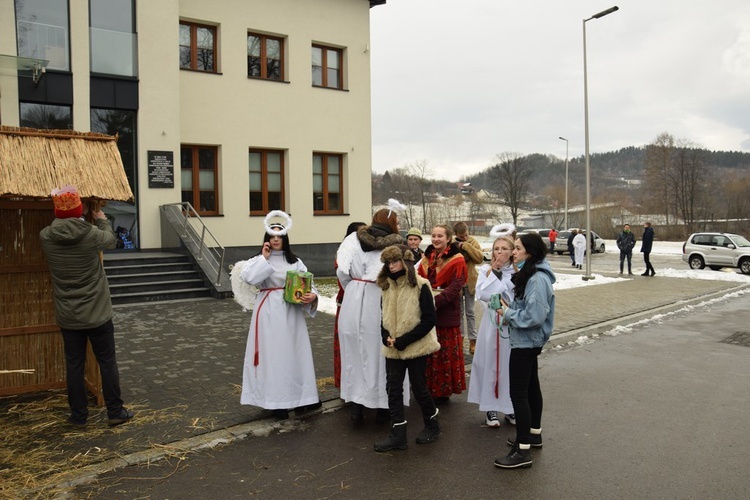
xmin=239 ymin=251 xmax=319 ymax=410
xmin=467 ymin=263 xmax=515 ymax=414
xmin=336 ymin=232 xmax=408 ymax=409
xmin=573 ymin=233 xmax=587 ymax=266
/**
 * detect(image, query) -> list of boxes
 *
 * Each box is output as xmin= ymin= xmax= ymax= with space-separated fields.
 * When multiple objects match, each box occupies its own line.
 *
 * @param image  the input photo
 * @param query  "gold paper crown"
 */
xmin=51 ymin=185 xmax=82 ymax=211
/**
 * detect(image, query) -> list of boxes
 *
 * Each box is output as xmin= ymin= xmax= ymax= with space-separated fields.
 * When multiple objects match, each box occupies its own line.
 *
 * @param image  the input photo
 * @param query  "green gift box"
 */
xmin=284 ymin=270 xmax=313 ymax=304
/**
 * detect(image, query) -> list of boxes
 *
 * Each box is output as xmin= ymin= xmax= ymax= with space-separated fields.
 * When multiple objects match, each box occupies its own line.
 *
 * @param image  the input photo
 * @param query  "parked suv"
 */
xmin=682 ymin=232 xmax=750 ymax=274
xmin=554 ymin=229 xmax=606 ymax=255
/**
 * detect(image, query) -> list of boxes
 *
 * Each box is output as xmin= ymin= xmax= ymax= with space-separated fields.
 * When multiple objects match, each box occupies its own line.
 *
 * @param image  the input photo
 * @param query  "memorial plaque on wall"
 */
xmin=147 ymin=150 xmax=174 ymax=188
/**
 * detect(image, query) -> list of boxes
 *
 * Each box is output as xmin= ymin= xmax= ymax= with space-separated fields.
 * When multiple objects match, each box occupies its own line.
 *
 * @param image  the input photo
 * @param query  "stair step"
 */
xmin=110 ymin=288 xmax=212 ymax=305
xmin=103 ymin=255 xmax=189 ymax=267
xmin=104 ymin=262 xmax=196 ymax=275
xmin=109 ymin=279 xmax=206 ymax=295
xmin=107 ymin=270 xmax=202 ymax=284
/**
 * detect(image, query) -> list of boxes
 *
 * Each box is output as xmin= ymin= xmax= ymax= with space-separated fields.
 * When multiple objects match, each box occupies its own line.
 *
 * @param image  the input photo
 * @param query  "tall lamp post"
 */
xmin=582 ymin=5 xmax=618 ymax=280
xmin=558 ymin=136 xmax=569 ymax=229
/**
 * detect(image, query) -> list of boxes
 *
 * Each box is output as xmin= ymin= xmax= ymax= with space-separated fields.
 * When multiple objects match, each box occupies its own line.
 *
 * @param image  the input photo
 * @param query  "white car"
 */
xmin=682 ymin=232 xmax=750 ymax=274
xmin=555 ymin=230 xmax=606 ymax=254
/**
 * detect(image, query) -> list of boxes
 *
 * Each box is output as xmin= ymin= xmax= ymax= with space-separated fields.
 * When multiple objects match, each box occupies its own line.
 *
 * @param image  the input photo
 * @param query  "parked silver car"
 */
xmin=682 ymin=232 xmax=750 ymax=274
xmin=555 ymin=229 xmax=606 ymax=255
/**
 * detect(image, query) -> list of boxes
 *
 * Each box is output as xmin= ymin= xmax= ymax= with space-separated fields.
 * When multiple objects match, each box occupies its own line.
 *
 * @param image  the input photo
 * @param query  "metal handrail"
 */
xmin=161 ymin=202 xmax=226 ymax=286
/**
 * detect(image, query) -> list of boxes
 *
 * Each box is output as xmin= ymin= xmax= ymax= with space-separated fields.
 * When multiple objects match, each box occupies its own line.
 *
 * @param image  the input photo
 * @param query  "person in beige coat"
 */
xmin=453 ymin=222 xmax=484 ymax=354
xmin=374 ymin=245 xmax=441 ymax=452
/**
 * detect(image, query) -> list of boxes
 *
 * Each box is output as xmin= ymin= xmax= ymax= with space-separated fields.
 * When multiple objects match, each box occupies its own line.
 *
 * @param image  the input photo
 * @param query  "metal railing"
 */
xmin=161 ymin=202 xmax=226 ymax=287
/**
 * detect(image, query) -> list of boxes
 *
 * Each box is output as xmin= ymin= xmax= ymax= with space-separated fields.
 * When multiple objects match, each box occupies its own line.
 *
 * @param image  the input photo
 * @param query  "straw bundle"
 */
xmin=0 ymin=126 xmax=133 ymax=202
xmin=0 ymin=392 xmax=189 ymax=499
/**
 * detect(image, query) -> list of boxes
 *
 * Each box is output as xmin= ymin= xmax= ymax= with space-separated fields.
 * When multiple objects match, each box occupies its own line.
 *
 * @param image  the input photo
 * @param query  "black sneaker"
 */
xmin=507 ymin=434 xmax=543 ymax=448
xmin=107 ymin=408 xmax=134 ymax=427
xmin=494 ymin=447 xmax=532 ymax=469
xmin=67 ymin=415 xmax=87 ymax=427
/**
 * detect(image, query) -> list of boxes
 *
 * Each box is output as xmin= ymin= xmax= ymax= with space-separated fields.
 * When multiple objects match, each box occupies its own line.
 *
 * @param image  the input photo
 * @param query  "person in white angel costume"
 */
xmin=336 ymin=200 xmax=409 ymax=422
xmin=467 ymin=224 xmax=517 ymax=428
xmin=232 ymin=211 xmax=319 ymax=419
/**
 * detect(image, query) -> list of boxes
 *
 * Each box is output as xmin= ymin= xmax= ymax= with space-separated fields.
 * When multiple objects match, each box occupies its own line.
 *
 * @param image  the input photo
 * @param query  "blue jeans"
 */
xmin=619 ymin=251 xmax=633 ymax=273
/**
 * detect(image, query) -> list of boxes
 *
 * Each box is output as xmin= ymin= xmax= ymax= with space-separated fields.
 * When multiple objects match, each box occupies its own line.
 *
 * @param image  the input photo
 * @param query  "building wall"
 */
xmin=1 ymin=0 xmax=376 ymax=265
xmin=0 ymin=0 xmax=20 ymax=124
xmin=142 ymin=0 xmax=375 ymax=250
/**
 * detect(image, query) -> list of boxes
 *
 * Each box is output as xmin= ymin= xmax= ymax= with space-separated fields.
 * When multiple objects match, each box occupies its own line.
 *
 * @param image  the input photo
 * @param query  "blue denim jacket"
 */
xmin=504 ymin=260 xmax=556 ymax=348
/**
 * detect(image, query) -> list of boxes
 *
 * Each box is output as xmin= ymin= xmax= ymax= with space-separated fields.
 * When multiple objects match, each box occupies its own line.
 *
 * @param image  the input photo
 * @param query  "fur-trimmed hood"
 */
xmin=357 ymin=224 xmax=402 ymax=252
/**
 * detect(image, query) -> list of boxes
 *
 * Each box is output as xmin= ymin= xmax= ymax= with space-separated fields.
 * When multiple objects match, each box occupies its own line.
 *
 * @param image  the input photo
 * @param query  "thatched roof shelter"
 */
xmin=0 ymin=126 xmax=134 ymax=202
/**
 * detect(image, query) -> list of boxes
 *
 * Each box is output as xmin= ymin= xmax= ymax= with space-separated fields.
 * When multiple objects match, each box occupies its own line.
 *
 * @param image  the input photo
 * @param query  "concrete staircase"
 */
xmin=104 ymin=252 xmax=212 ymax=305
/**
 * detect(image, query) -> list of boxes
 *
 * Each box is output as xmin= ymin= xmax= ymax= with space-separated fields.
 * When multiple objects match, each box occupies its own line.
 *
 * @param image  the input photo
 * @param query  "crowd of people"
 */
xmin=232 ymin=202 xmax=557 ymax=470
xmin=42 ymin=187 xmax=662 ymax=471
xmin=44 ymin=188 xmax=664 ymax=471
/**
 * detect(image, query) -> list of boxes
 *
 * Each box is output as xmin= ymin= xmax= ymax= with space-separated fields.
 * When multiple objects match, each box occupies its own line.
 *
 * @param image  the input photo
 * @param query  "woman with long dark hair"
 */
xmin=238 ymin=214 xmax=319 ymax=420
xmin=494 ymin=232 xmax=556 ymax=469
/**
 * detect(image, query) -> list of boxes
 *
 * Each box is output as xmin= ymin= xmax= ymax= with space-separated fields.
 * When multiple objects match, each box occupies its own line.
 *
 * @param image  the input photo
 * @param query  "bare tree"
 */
xmin=404 ymin=160 xmax=432 ymax=232
xmin=488 ymin=153 xmax=534 ymax=226
xmin=644 ymin=132 xmax=675 ymax=224
xmin=669 ymin=142 xmax=707 ymax=233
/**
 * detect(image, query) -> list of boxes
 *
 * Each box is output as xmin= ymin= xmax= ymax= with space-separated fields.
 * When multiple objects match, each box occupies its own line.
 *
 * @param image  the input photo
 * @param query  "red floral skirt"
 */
xmin=426 ymin=325 xmax=466 ymax=398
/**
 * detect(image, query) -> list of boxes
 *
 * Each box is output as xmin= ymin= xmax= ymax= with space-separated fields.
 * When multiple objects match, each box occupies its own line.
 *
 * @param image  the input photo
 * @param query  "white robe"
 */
xmin=239 ymin=251 xmax=319 ymax=410
xmin=573 ymin=233 xmax=587 ymax=266
xmin=336 ymin=232 xmax=408 ymax=409
xmin=467 ymin=263 xmax=515 ymax=414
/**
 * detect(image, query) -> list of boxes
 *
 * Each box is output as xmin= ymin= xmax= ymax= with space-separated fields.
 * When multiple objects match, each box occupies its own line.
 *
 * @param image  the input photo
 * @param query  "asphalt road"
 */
xmin=72 ymin=288 xmax=750 ymax=499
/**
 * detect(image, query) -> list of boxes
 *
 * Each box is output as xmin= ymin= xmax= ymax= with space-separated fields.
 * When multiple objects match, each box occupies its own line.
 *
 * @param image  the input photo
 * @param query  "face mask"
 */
xmin=516 ymin=260 xmax=526 ymax=269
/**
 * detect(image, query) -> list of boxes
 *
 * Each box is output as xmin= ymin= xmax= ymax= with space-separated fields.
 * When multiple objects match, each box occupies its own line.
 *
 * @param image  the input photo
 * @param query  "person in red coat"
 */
xmin=417 ymin=224 xmax=468 ymax=403
xmin=548 ymin=228 xmax=558 ymax=253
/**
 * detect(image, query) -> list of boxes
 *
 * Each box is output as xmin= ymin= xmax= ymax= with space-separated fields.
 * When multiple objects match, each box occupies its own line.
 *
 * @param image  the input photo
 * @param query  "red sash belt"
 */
xmin=254 ymin=287 xmax=283 ymax=366
xmin=352 ymin=278 xmax=375 ymax=283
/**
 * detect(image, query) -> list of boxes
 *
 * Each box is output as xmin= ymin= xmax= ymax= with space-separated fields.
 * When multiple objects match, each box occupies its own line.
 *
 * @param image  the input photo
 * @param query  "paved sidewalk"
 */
xmin=2 ymin=271 xmax=748 ymax=496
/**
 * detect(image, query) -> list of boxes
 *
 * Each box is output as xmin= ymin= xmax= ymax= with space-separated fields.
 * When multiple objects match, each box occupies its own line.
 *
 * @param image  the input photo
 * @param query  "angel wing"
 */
xmin=230 ymin=260 xmax=259 ymax=312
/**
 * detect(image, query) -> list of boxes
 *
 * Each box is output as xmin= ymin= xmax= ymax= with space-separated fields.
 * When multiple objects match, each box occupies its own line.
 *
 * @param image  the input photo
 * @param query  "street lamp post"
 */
xmin=582 ymin=5 xmax=618 ymax=280
xmin=558 ymin=136 xmax=569 ymax=229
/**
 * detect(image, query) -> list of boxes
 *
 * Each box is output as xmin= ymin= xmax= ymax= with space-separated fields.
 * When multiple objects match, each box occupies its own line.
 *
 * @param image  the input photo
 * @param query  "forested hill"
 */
xmin=461 ymin=146 xmax=750 ymax=194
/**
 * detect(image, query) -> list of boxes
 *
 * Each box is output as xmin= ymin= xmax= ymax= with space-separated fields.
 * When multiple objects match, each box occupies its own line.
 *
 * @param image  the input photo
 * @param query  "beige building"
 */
xmin=0 ymin=0 xmax=383 ymax=273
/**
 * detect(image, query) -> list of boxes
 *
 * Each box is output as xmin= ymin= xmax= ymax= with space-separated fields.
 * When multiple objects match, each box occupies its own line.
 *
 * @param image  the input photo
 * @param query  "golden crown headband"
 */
xmin=263 ymin=210 xmax=293 ymax=236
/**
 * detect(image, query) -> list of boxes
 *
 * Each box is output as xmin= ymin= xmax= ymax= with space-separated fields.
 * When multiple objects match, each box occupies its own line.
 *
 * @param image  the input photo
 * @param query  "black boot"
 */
xmin=416 ymin=409 xmax=440 ymax=444
xmin=350 ymin=403 xmax=364 ymax=422
xmin=494 ymin=443 xmax=532 ymax=469
xmin=374 ymin=421 xmax=408 ymax=452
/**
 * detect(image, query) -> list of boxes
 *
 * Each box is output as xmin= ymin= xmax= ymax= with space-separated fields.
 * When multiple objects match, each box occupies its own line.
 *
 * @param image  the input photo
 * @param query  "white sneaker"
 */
xmin=485 ymin=411 xmax=501 ymax=427
xmin=504 ymin=413 xmax=516 ymax=425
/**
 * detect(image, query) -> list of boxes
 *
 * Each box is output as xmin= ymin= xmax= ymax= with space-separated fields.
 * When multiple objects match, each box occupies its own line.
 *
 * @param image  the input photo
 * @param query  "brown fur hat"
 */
xmin=377 ymin=244 xmax=417 ymax=290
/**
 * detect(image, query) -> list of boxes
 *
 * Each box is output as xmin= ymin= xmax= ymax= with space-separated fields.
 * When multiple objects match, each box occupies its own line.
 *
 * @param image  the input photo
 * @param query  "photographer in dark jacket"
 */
xmin=40 ymin=185 xmax=133 ymax=427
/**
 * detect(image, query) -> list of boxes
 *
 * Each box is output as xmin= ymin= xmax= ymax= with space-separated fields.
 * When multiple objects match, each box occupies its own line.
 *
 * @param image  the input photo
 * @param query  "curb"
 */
xmin=548 ymin=282 xmax=750 ymax=347
xmin=50 ymin=400 xmax=344 ymax=494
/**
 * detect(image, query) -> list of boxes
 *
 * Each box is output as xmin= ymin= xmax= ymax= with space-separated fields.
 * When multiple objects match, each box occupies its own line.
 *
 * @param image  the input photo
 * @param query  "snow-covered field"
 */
xmin=315 ymin=240 xmax=748 ymax=315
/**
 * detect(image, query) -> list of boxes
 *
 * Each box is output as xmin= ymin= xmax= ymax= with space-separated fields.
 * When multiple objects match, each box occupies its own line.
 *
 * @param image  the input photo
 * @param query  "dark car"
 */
xmin=555 ymin=230 xmax=605 ymax=255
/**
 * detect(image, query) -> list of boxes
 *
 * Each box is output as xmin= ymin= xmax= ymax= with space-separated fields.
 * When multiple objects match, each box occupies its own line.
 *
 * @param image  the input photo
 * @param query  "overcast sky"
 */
xmin=369 ymin=0 xmax=750 ymax=181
